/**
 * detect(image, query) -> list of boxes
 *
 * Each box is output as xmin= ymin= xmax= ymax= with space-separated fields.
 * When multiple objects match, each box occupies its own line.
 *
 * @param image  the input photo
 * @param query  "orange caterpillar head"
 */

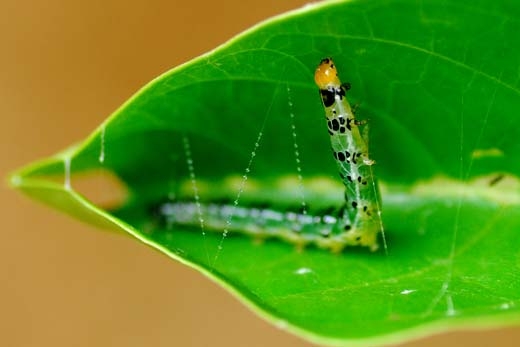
xmin=314 ymin=57 xmax=341 ymax=89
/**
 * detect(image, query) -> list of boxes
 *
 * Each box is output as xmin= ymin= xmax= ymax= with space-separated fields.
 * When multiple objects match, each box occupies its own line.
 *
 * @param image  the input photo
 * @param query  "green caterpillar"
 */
xmin=314 ymin=57 xmax=383 ymax=251
xmin=153 ymin=58 xmax=383 ymax=252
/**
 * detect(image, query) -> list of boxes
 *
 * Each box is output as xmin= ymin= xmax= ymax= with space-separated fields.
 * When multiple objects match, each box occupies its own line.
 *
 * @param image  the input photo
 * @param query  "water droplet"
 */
xmin=63 ymin=156 xmax=71 ymax=190
xmin=295 ymin=267 xmax=312 ymax=275
xmin=98 ymin=125 xmax=106 ymax=163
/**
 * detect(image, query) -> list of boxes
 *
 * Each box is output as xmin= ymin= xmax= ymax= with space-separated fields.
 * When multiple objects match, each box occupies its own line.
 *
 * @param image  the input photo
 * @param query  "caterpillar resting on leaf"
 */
xmin=153 ymin=58 xmax=383 ymax=252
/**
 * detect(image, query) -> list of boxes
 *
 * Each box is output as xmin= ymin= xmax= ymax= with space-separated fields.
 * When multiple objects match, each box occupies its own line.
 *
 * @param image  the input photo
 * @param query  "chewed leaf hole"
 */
xmin=67 ymin=169 xmax=129 ymax=211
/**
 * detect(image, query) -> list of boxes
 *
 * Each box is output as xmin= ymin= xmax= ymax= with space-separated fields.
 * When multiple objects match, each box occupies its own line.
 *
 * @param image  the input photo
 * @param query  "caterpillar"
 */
xmin=153 ymin=199 xmax=349 ymax=249
xmin=314 ymin=57 xmax=382 ymax=251
xmin=152 ymin=58 xmax=383 ymax=252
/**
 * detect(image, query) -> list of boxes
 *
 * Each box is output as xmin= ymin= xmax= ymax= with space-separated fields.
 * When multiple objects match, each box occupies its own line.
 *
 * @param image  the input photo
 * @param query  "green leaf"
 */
xmin=9 ymin=0 xmax=520 ymax=345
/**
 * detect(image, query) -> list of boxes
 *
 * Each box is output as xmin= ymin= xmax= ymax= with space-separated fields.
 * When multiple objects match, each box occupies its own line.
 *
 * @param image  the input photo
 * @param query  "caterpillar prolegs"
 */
xmin=154 ymin=59 xmax=383 ymax=252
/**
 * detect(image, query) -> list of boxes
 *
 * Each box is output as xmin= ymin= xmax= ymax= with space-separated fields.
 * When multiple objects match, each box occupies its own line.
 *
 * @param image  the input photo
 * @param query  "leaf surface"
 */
xmin=10 ymin=0 xmax=520 ymax=345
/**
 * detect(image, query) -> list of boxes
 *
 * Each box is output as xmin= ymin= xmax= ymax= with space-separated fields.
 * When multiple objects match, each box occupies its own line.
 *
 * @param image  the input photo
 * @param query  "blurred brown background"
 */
xmin=1 ymin=0 xmax=519 ymax=346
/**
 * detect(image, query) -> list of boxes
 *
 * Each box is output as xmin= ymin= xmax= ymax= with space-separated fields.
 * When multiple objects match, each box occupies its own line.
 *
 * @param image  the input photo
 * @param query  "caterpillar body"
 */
xmin=153 ymin=58 xmax=383 ymax=252
xmin=154 ymin=200 xmax=357 ymax=250
xmin=314 ymin=57 xmax=382 ymax=251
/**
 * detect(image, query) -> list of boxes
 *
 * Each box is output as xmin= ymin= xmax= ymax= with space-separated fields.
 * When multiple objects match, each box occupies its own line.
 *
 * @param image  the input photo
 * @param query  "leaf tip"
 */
xmin=7 ymin=172 xmax=23 ymax=189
